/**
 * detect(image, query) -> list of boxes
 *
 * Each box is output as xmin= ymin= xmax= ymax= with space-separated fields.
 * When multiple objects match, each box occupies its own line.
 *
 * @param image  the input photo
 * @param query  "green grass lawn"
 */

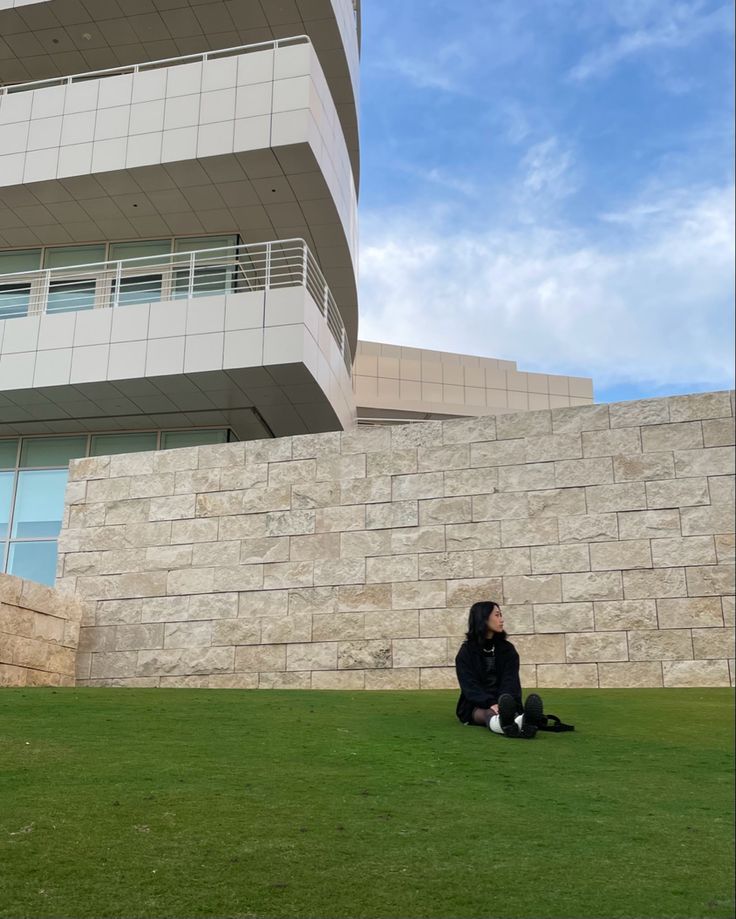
xmin=0 ymin=688 xmax=733 ymax=919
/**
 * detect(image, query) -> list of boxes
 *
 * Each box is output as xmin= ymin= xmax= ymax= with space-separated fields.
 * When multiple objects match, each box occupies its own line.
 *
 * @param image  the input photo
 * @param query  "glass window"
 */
xmin=0 ymin=471 xmax=13 ymax=539
xmin=109 ymin=241 xmax=171 ymax=307
xmin=115 ymin=274 xmax=164 ymax=307
xmin=20 ymin=436 xmax=87 ymax=468
xmin=44 ymin=245 xmax=106 ymax=269
xmin=162 ymin=429 xmax=229 ymax=450
xmin=0 ymin=282 xmax=31 ymax=319
xmin=174 ymin=236 xmax=238 ymax=299
xmin=0 ymin=249 xmax=42 ymax=273
xmin=109 ymin=240 xmax=171 ymax=263
xmin=8 ymin=540 xmax=59 ymax=587
xmin=90 ymin=432 xmax=158 ymax=456
xmin=12 ymin=469 xmax=68 ymax=538
xmin=47 ymin=278 xmax=96 ymax=313
xmin=0 ymin=439 xmax=19 ymax=469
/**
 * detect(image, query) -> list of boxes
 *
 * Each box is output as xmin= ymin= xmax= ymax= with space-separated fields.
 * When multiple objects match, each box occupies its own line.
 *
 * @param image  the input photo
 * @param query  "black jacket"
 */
xmin=455 ymin=637 xmax=523 ymax=723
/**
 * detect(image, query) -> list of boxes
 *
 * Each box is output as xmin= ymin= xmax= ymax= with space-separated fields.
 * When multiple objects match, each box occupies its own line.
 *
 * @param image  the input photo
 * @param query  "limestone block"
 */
xmin=418 ymin=444 xmax=470 ymax=472
xmin=446 ymin=577 xmax=503 ymax=608
xmin=219 ymin=465 xmax=269 ymax=495
xmin=75 ymin=571 xmax=168 ymax=601
xmin=501 ymin=518 xmax=559 ymax=548
xmin=314 ymin=558 xmax=366 ymax=587
xmin=163 ymin=620 xmax=213 ymax=649
xmin=502 ymin=604 xmax=535 ymax=633
xmin=513 ymin=633 xmax=565 ymax=664
xmin=171 ymin=518 xmax=219 ymax=544
xmin=290 ymin=533 xmax=341 ymax=561
xmin=444 ymin=467 xmax=499 ymax=497
xmin=366 ymin=555 xmax=418 ymax=584
xmin=87 ymin=477 xmax=131 ymax=504
xmin=594 ymin=600 xmax=658 ymax=631
xmin=312 ymin=613 xmax=364 ymax=641
xmin=473 ymin=547 xmax=531 ymax=577
xmin=75 ymin=653 xmax=91 ymax=680
xmin=84 ymin=676 xmax=159 ymax=688
xmin=100 ymin=598 xmax=144 ymax=625
xmin=288 ymin=586 xmax=338 ymax=615
xmin=286 ymin=641 xmax=337 ymax=671
xmin=470 ymin=439 xmax=527 ymax=468
xmin=341 ymin=477 xmax=393 ymax=505
xmin=533 ymin=602 xmax=594 ymax=633
xmin=0 ymin=663 xmax=27 ymax=687
xmin=393 ymin=637 xmax=449 ymax=668
xmin=642 ymin=422 xmax=704 ymax=453
xmin=525 ymin=434 xmax=582 ymax=464
xmin=115 ymin=624 xmax=164 ymax=651
xmin=174 ymin=469 xmax=222 ymax=496
xmin=292 ymin=481 xmax=342 ymax=509
xmin=520 ymin=664 xmax=538 ymax=687
xmin=650 ymin=536 xmax=717 ymax=568
xmin=242 ymin=486 xmax=292 ymax=515
xmin=153 ymin=447 xmax=199 ymax=473
xmin=443 ymin=522 xmax=501 ymax=553
xmin=149 ymin=495 xmax=196 ymax=522
xmin=208 ymin=673 xmax=260 ymax=689
xmin=582 ymin=428 xmax=641 ymax=458
xmin=367 ymin=450 xmax=418 ymax=476
xmin=69 ymin=455 xmax=111 ymax=481
xmin=418 ymin=552 xmax=474 ymax=581
xmin=590 ymin=540 xmax=652 ymax=571
xmin=562 ymin=571 xmax=623 ymax=602
xmin=680 ymin=503 xmax=734 ymax=537
xmin=498 ymin=463 xmax=556 ymax=493
xmin=266 ymin=509 xmax=316 ymax=537
xmin=503 ymin=574 xmax=562 ymax=605
xmin=247 ymin=438 xmax=292 ymax=465
xmin=129 ymin=473 xmax=177 ymax=500
xmin=261 ymin=613 xmax=313 ymax=645
xmin=211 ymin=618 xmax=261 ymax=646
xmin=419 ymin=667 xmax=457 ymax=689
xmin=105 ymin=499 xmax=150 ymax=525
xmin=623 ymin=567 xmax=686 ymax=599
xmin=668 ymin=391 xmax=732 ymax=422
xmin=137 ymin=645 xmax=234 ymax=677
xmin=565 ymin=631 xmax=627 ymax=662
xmin=692 ymin=628 xmax=734 ymax=660
xmin=536 ymin=663 xmax=599 ymax=688
xmin=686 ymin=563 xmax=735 ymax=597
xmin=262 ymin=562 xmax=313 ymax=590
xmin=722 ymin=595 xmax=734 ymax=627
xmin=496 ymin=409 xmax=552 ymax=440
xmin=609 ymin=398 xmax=669 ymax=429
xmin=65 ymin=548 xmax=146 ymax=577
xmin=646 ymin=478 xmax=710 ymax=509
xmin=144 ymin=544 xmax=196 ymax=570
xmin=598 ymin=662 xmax=663 ymax=688
xmin=662 ymin=659 xmax=730 ymax=687
xmin=419 ymin=497 xmax=473 ymax=526
xmin=234 ymin=644 xmax=286 ymax=672
xmin=716 ymin=534 xmax=735 ymax=563
xmin=554 ymin=458 xmax=613 ymax=488
xmin=337 ymin=531 xmax=390 ymax=559
xmin=365 ymin=668 xmax=419 ymax=690
xmin=552 ymin=403 xmax=610 ymax=434
xmin=675 ymin=447 xmax=735 ymax=478
xmin=291 ymin=432 xmax=341 ymax=460
xmin=391 ymin=526 xmax=446 ymax=554
xmin=702 ymin=418 xmax=735 ymax=447
xmin=241 ymin=536 xmax=290 ymax=564
xmin=64 ymin=480 xmax=88 ymax=506
xmin=442 ymin=415 xmax=498 ymax=444
xmin=136 ymin=596 xmax=187 ymax=624
xmin=586 ymin=483 xmax=647 ymax=513
xmin=628 ymin=629 xmax=692 ymax=660
xmin=316 ymin=453 xmax=366 ymax=482
xmin=0 ymin=605 xmax=35 ymax=639
xmin=267 ymin=459 xmax=317 ymax=487
xmin=613 ymin=452 xmax=675 ymax=483
xmin=419 ymin=608 xmax=468 ymax=638
xmin=197 ymin=442 xmax=246 ymax=469
xmin=731 ymin=659 xmax=736 ymax=687
xmin=366 ymin=501 xmax=419 ymax=531
xmin=90 ymin=651 xmax=138 ymax=679
xmin=190 ymin=593 xmax=239 ymax=621
xmin=199 ymin=567 xmax=259 ymax=597
xmin=472 ymin=493 xmax=529 ymax=521
xmin=338 ymin=639 xmax=391 ymax=669
xmin=364 ymin=610 xmax=420 ymax=639
xmin=341 ymin=426 xmax=392 ymax=454
xmin=617 ymin=510 xmax=681 ymax=540
xmin=239 ymin=590 xmax=289 ymax=618
xmin=78 ymin=626 xmax=117 ymax=653
xmin=391 ymin=420 xmax=444 ymax=449
xmin=316 ymin=505 xmax=366 ymax=533
xmin=390 ymin=581 xmax=445 ymax=611
xmin=531 ymin=544 xmax=590 ymax=574
xmin=338 ymin=584 xmax=393 ymax=612
xmin=167 ymin=567 xmax=215 ymax=596
xmin=527 ymin=488 xmax=587 ymax=519
xmin=312 ymin=670 xmax=366 ymax=690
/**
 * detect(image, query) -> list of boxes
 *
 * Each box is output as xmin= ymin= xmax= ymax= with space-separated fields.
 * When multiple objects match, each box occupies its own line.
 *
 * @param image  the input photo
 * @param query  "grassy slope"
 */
xmin=0 ymin=688 xmax=733 ymax=919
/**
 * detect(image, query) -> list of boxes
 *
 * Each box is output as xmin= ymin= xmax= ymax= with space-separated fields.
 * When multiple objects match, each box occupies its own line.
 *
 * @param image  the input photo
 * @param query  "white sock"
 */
xmin=488 ymin=715 xmax=505 ymax=735
xmin=515 ymin=714 xmax=524 ymax=729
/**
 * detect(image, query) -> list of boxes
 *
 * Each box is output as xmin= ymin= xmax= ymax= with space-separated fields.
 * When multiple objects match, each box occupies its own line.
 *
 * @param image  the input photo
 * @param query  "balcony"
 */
xmin=0 ymin=36 xmax=358 ymax=348
xmin=0 ymin=239 xmax=356 ymax=438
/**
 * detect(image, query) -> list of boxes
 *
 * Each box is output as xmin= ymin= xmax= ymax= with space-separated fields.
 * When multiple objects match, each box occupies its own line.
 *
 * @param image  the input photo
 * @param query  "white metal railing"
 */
xmin=0 ymin=239 xmax=352 ymax=374
xmin=0 ymin=35 xmax=309 ymax=96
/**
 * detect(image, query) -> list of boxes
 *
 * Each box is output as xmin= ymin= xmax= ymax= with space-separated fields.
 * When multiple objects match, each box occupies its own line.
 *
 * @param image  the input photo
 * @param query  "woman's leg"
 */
xmin=471 ymin=705 xmax=524 ymax=736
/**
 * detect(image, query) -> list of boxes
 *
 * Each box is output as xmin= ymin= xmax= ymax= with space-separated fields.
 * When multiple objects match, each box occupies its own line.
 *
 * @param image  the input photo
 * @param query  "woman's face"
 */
xmin=486 ymin=607 xmax=504 ymax=636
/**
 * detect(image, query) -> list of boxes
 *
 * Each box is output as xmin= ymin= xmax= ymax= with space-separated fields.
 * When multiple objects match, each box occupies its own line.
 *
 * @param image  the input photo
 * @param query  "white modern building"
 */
xmin=0 ymin=0 xmax=592 ymax=587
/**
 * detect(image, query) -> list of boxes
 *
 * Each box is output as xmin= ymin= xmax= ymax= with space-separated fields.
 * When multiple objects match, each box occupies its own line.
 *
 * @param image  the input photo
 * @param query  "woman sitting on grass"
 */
xmin=455 ymin=600 xmax=544 ymax=739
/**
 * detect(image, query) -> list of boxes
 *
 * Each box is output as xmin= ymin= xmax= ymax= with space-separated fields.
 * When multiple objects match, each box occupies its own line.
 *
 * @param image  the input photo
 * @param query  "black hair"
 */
xmin=465 ymin=600 xmax=507 ymax=646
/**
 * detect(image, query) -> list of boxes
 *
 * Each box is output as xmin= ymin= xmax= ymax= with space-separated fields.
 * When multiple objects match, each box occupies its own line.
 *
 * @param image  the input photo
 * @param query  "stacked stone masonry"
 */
xmin=57 ymin=391 xmax=735 ymax=689
xmin=0 ymin=573 xmax=87 ymax=686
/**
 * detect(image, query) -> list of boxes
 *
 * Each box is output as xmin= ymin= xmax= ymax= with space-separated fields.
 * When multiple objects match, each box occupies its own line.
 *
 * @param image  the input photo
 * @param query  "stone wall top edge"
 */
xmin=0 ymin=572 xmax=87 ymax=621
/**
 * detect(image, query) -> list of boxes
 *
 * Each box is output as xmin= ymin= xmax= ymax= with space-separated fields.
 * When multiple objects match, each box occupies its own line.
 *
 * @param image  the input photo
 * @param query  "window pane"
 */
xmin=109 ymin=240 xmax=171 ymax=263
xmin=20 ymin=436 xmax=87 ymax=468
xmin=8 ymin=540 xmax=59 ymax=587
xmin=114 ymin=273 xmax=163 ymax=307
xmin=47 ymin=278 xmax=96 ymax=313
xmin=162 ymin=429 xmax=229 ymax=450
xmin=174 ymin=236 xmax=237 ymax=253
xmin=0 ymin=439 xmax=18 ymax=469
xmin=0 ymin=471 xmax=13 ymax=539
xmin=44 ymin=245 xmax=106 ymax=269
xmin=91 ymin=432 xmax=158 ymax=456
xmin=0 ymin=249 xmax=42 ymax=273
xmin=0 ymin=282 xmax=31 ymax=319
xmin=12 ymin=469 xmax=68 ymax=538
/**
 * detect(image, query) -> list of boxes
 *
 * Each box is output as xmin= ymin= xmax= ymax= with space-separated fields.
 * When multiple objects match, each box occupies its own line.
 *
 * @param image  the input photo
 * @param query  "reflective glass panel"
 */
xmin=8 ymin=540 xmax=59 ymax=587
xmin=174 ymin=236 xmax=237 ymax=299
xmin=0 ymin=439 xmax=18 ymax=468
xmin=0 ymin=282 xmax=31 ymax=319
xmin=90 ymin=433 xmax=158 ymax=456
xmin=12 ymin=469 xmax=68 ymax=538
xmin=0 ymin=249 xmax=42 ymax=273
xmin=109 ymin=240 xmax=171 ymax=263
xmin=20 ymin=436 xmax=87 ymax=468
xmin=47 ymin=278 xmax=96 ymax=313
xmin=162 ymin=430 xmax=229 ymax=450
xmin=0 ymin=471 xmax=13 ymax=539
xmin=44 ymin=245 xmax=106 ymax=269
xmin=114 ymin=274 xmax=163 ymax=307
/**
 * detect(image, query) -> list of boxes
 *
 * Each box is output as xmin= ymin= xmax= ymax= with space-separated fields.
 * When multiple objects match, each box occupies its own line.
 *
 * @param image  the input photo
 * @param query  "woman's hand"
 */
xmin=490 ymin=704 xmax=499 ymax=715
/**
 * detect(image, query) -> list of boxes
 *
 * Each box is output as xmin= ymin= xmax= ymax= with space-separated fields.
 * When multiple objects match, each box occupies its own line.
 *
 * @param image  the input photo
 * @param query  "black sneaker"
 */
xmin=524 ymin=693 xmax=545 ymax=727
xmin=498 ymin=694 xmax=520 ymax=738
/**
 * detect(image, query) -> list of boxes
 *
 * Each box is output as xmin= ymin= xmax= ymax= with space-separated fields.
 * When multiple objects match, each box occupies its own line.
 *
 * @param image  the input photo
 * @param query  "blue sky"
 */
xmin=356 ymin=0 xmax=734 ymax=403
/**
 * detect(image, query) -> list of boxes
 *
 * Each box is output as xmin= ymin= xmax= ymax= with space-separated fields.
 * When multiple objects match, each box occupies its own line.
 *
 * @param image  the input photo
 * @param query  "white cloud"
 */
xmin=520 ymin=137 xmax=578 ymax=200
xmin=358 ymin=185 xmax=735 ymax=390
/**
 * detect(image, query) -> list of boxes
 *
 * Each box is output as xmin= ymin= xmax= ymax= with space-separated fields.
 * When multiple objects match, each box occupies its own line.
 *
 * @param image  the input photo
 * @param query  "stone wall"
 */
xmin=0 ymin=573 xmax=86 ymax=686
xmin=57 ymin=391 xmax=735 ymax=689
